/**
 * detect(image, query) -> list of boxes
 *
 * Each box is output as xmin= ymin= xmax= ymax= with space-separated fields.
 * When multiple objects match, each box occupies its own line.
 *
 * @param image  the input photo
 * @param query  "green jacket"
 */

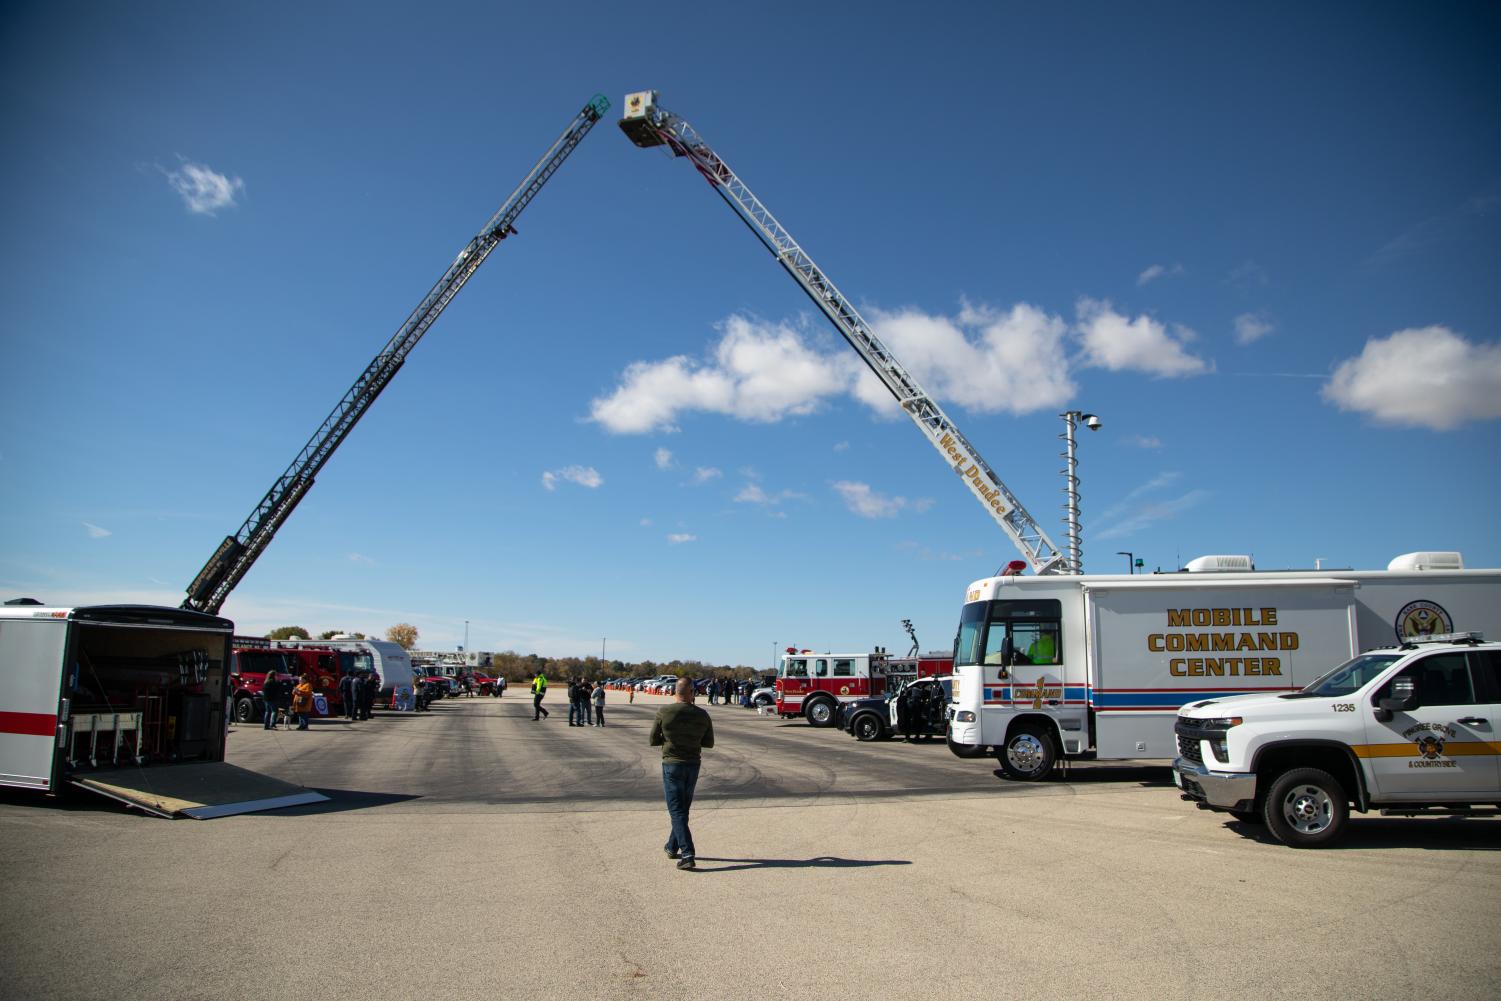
xmin=649 ymin=702 xmax=715 ymax=763
xmin=532 ymin=674 xmax=547 ymax=694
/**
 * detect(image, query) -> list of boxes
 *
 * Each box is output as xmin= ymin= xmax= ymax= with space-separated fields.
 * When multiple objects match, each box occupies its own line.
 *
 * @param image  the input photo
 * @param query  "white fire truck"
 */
xmin=777 ymin=647 xmax=952 ymax=726
xmin=946 ymin=552 xmax=1501 ymax=779
xmin=0 ymin=600 xmax=326 ymax=817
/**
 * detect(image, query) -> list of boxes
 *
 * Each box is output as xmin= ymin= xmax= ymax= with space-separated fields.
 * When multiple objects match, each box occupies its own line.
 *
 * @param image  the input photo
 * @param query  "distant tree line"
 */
xmin=260 ymin=626 xmax=761 ymax=682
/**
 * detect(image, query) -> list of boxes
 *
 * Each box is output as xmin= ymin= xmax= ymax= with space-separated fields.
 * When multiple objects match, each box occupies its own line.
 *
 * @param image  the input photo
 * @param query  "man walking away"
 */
xmin=649 ymin=678 xmax=714 ymax=870
xmin=531 ymin=671 xmax=549 ymax=720
xmin=591 ymin=680 xmax=606 ymax=727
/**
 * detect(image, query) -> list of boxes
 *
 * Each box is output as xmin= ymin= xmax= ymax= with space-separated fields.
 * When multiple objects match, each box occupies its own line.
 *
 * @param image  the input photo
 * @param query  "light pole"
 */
xmin=1117 ymin=551 xmax=1134 ymax=575
xmin=463 ymin=619 xmax=469 ymax=653
xmin=1060 ymin=411 xmax=1102 ymax=574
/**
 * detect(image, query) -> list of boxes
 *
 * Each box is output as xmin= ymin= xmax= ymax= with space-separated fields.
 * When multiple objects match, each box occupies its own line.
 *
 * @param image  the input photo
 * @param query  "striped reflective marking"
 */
xmin=1352 ymin=741 xmax=1501 ymax=759
xmin=0 ymin=711 xmax=58 ymax=737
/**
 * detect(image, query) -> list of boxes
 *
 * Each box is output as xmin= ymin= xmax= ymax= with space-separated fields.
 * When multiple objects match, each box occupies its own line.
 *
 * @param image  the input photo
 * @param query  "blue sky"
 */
xmin=2 ymin=2 xmax=1498 ymax=667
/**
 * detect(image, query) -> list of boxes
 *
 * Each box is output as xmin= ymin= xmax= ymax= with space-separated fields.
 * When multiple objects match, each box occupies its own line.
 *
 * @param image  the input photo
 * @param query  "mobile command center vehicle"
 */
xmin=946 ymin=552 xmax=1501 ymax=781
xmin=1175 ymin=633 xmax=1500 ymax=847
xmin=0 ymin=600 xmax=325 ymax=817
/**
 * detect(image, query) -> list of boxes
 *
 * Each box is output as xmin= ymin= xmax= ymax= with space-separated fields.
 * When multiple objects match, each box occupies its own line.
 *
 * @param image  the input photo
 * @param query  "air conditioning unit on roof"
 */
xmin=1388 ymin=551 xmax=1464 ymax=572
xmin=1184 ymin=555 xmax=1254 ymax=573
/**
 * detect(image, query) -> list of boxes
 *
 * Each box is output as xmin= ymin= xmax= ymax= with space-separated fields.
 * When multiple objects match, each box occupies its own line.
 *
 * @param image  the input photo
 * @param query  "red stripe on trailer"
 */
xmin=0 ymin=711 xmax=57 ymax=737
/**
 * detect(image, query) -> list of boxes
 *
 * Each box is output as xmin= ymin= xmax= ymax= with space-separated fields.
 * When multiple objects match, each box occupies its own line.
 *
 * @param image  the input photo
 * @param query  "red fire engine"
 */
xmin=776 ymin=647 xmax=952 ymax=727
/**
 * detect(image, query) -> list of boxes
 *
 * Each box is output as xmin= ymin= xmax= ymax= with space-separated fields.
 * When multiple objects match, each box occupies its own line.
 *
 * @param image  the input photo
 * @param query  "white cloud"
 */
xmin=1322 ymin=326 xmax=1501 ymax=430
xmin=639 ymin=518 xmax=653 ymax=526
xmin=691 ymin=466 xmax=722 ymax=484
xmin=864 ymin=302 xmax=1076 ymax=415
xmin=1124 ymin=434 xmax=1163 ymax=449
xmin=654 ymin=448 xmax=674 ymax=470
xmin=541 ymin=465 xmax=604 ymax=491
xmin=594 ymin=297 xmax=1216 ymax=434
xmin=589 ymin=316 xmax=852 ymax=433
xmin=1137 ymin=263 xmax=1183 ymax=286
xmin=1075 ymin=299 xmax=1210 ymax=377
xmin=164 ymin=159 xmax=244 ymax=216
xmin=666 ymin=533 xmax=697 ymax=544
xmin=1094 ymin=489 xmax=1211 ymax=541
xmin=832 ymin=480 xmax=926 ymax=519
xmin=1093 ymin=472 xmax=1209 ymax=541
xmin=348 ymin=553 xmax=375 ymax=565
xmin=832 ymin=441 xmax=849 ymax=452
xmin=734 ymin=483 xmax=805 ymax=506
xmin=83 ymin=522 xmax=111 ymax=539
xmin=1234 ymin=312 xmax=1275 ymax=345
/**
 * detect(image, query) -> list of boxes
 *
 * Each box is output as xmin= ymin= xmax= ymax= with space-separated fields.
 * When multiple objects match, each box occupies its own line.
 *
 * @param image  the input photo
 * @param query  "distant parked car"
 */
xmin=749 ymin=685 xmax=775 ymax=709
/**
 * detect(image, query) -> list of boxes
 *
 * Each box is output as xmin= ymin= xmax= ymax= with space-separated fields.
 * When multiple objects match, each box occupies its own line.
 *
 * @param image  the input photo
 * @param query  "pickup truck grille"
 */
xmin=1175 ymin=731 xmax=1203 ymax=765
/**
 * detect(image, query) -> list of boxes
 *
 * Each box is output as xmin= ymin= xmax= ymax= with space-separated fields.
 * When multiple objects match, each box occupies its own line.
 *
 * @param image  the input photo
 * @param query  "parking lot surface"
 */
xmin=2 ymin=691 xmax=1498 ymax=1000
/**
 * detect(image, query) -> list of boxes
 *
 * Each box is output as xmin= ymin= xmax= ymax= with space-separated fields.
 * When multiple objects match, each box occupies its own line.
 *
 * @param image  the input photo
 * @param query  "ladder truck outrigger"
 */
xmin=182 ymin=94 xmax=611 ymax=615
xmin=618 ymin=90 xmax=1067 ymax=578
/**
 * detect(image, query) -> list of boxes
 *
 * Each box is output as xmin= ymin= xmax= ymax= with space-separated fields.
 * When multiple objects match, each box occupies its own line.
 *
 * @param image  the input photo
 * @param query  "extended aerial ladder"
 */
xmin=183 ymin=94 xmax=611 ymax=614
xmin=618 ymin=91 xmax=1067 ymax=575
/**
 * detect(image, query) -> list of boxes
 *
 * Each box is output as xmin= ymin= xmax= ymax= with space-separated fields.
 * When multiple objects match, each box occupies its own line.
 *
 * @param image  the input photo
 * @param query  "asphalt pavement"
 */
xmin=1 ymin=690 xmax=1498 ymax=1000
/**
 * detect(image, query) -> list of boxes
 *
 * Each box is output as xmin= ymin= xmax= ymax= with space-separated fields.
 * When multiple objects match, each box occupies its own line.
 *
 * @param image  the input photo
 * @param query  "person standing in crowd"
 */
xmin=531 ymin=671 xmax=549 ymax=720
xmin=338 ymin=671 xmax=357 ymax=721
xmin=290 ymin=674 xmax=314 ymax=730
xmin=591 ymin=679 xmax=606 ymax=727
xmin=567 ymin=678 xmax=581 ymax=726
xmin=649 ymin=678 xmax=715 ymax=870
xmin=360 ymin=670 xmax=377 ymax=719
xmin=582 ymin=679 xmax=595 ymax=726
xmin=262 ymin=671 xmax=285 ymax=729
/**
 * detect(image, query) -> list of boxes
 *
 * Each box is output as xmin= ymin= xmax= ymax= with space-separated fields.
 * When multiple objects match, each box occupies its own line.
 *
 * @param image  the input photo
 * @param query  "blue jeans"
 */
xmin=662 ymin=761 xmax=701 ymax=859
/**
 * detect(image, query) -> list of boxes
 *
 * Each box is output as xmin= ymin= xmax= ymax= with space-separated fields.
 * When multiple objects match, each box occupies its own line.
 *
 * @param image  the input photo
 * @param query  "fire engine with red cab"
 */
xmin=776 ymin=647 xmax=951 ymax=727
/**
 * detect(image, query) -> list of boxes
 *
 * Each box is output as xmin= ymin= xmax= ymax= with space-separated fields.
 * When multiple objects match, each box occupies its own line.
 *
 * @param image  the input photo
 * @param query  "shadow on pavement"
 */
xmin=1223 ymin=815 xmax=1501 ymax=851
xmin=689 ymin=856 xmax=912 ymax=872
xmin=986 ymin=765 xmax=1174 ymax=788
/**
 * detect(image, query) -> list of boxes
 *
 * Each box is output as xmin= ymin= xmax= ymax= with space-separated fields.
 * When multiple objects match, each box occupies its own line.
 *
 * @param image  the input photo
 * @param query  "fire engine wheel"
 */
xmin=853 ymin=714 xmax=883 ymax=741
xmin=804 ymin=698 xmax=837 ymax=728
xmin=1263 ymin=767 xmax=1348 ymax=848
xmin=998 ymin=727 xmax=1057 ymax=781
xmin=233 ymin=696 xmax=260 ymax=724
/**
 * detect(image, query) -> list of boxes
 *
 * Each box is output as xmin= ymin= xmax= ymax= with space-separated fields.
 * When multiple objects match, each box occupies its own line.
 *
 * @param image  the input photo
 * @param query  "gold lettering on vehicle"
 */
xmin=1149 ymin=608 xmax=1295 ymax=677
xmin=940 ymin=433 xmax=1010 ymax=517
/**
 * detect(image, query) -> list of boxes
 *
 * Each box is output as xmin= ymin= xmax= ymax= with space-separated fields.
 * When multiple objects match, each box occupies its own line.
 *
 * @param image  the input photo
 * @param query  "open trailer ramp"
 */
xmin=71 ymin=761 xmax=328 ymax=819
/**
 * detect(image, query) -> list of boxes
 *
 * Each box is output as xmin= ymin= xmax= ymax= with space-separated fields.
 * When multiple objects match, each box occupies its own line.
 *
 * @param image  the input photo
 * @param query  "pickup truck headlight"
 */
xmin=1182 ymin=717 xmax=1242 ymax=762
xmin=1195 ymin=716 xmax=1241 ymax=764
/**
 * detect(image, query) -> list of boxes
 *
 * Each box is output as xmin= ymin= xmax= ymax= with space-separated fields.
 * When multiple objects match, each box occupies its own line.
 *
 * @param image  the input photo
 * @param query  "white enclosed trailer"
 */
xmin=946 ymin=553 xmax=1501 ymax=779
xmin=0 ymin=601 xmax=326 ymax=817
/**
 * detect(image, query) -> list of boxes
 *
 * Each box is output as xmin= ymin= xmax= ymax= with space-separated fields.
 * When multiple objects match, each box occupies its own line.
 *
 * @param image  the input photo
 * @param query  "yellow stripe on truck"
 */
xmin=1351 ymin=741 xmax=1501 ymax=759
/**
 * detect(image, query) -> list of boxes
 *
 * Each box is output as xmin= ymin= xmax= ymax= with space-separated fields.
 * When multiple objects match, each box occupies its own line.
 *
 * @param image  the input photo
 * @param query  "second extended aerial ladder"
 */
xmin=183 ymin=94 xmax=611 ymax=614
xmin=618 ymin=91 xmax=1066 ymax=575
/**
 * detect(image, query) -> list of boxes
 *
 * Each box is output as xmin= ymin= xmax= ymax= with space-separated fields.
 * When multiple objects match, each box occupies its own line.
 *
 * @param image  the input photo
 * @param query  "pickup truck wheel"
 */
xmin=997 ymin=727 xmax=1057 ymax=781
xmin=853 ymin=714 xmax=882 ymax=741
xmin=804 ymin=698 xmax=836 ymax=728
xmin=1263 ymin=767 xmax=1347 ymax=848
xmin=233 ymin=696 xmax=260 ymax=724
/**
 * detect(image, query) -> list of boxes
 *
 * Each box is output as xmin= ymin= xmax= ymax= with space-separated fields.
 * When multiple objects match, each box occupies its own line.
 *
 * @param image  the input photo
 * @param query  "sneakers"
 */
xmin=676 ymin=857 xmax=696 ymax=871
xmin=665 ymin=847 xmax=679 ymax=859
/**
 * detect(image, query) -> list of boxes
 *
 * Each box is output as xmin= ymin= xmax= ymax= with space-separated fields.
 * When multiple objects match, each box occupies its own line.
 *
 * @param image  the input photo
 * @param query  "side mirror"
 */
xmin=1377 ymin=675 xmax=1419 ymax=717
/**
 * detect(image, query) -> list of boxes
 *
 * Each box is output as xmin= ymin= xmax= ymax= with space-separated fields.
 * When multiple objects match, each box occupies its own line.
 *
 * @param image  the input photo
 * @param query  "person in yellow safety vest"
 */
xmin=531 ymin=671 xmax=550 ymax=721
xmin=1026 ymin=632 xmax=1058 ymax=665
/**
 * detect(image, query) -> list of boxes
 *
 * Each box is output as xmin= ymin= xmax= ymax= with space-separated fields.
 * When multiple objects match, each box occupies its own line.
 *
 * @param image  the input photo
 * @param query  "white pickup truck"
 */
xmin=1174 ymin=633 xmax=1500 ymax=847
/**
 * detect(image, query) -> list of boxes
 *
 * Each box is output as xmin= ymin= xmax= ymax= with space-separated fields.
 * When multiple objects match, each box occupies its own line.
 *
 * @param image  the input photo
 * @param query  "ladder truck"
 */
xmin=618 ymin=91 xmax=1067 ymax=576
xmin=182 ymin=94 xmax=610 ymax=614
